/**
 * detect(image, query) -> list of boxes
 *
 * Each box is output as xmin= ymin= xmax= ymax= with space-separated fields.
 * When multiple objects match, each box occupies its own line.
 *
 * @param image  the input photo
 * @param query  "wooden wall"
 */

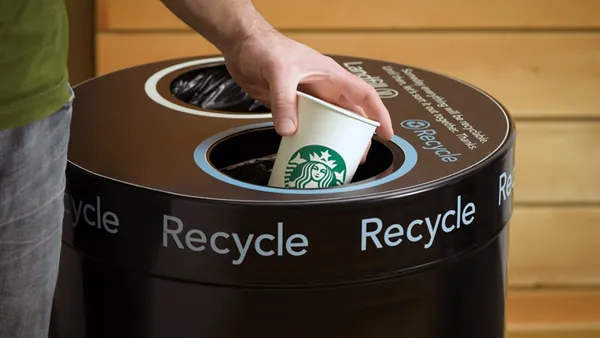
xmin=66 ymin=0 xmax=95 ymax=85
xmin=94 ymin=1 xmax=600 ymax=336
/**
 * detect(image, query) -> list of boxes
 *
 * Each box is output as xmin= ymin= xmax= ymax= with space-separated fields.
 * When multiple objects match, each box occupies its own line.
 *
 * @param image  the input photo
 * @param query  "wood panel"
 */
xmin=96 ymin=33 xmax=219 ymax=74
xmin=506 ymin=289 xmax=600 ymax=338
xmin=66 ymin=0 xmax=95 ymax=84
xmin=507 ymin=289 xmax=600 ymax=324
xmin=96 ymin=32 xmax=600 ymax=119
xmin=515 ymin=121 xmax=600 ymax=204
xmin=509 ymin=329 xmax=600 ymax=338
xmin=97 ymin=0 xmax=600 ymax=30
xmin=508 ymin=207 xmax=600 ymax=287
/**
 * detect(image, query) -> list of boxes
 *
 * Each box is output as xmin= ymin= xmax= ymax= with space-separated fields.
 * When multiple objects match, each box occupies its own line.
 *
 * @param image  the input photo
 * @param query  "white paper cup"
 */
xmin=268 ymin=91 xmax=380 ymax=189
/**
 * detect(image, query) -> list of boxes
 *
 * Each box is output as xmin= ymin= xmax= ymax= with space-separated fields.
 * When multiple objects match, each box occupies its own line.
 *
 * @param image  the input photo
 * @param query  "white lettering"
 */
xmin=69 ymin=195 xmax=119 ymax=234
xmin=102 ymin=212 xmax=119 ymax=234
xmin=498 ymin=167 xmax=515 ymax=206
xmin=162 ymin=216 xmax=308 ymax=265
xmin=463 ymin=203 xmax=476 ymax=225
xmin=286 ymin=234 xmax=309 ymax=256
xmin=343 ymin=61 xmax=398 ymax=99
xmin=255 ymin=234 xmax=274 ymax=256
xmin=83 ymin=204 xmax=95 ymax=226
xmin=424 ymin=214 xmax=441 ymax=249
xmin=211 ymin=232 xmax=230 ymax=254
xmin=277 ymin=222 xmax=284 ymax=256
xmin=361 ymin=218 xmax=383 ymax=251
xmin=69 ymin=195 xmax=82 ymax=226
xmin=441 ymin=210 xmax=456 ymax=233
xmin=412 ymin=129 xmax=461 ymax=162
xmin=384 ymin=224 xmax=404 ymax=246
xmin=407 ymin=220 xmax=423 ymax=242
xmin=163 ymin=215 xmax=184 ymax=249
xmin=185 ymin=229 xmax=206 ymax=252
xmin=360 ymin=195 xmax=476 ymax=251
xmin=232 ymin=234 xmax=254 ymax=265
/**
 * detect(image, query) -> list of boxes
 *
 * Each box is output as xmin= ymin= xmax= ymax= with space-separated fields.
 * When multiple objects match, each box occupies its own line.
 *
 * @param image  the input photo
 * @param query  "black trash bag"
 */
xmin=219 ymin=154 xmax=276 ymax=186
xmin=170 ymin=65 xmax=270 ymax=113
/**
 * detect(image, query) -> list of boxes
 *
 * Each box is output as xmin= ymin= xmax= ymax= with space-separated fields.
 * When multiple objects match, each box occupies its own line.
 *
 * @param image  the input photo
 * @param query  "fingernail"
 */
xmin=276 ymin=118 xmax=296 ymax=135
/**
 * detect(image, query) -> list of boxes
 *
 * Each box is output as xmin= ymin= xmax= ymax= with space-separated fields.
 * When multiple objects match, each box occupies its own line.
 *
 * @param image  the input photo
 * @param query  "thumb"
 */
xmin=269 ymin=72 xmax=299 ymax=136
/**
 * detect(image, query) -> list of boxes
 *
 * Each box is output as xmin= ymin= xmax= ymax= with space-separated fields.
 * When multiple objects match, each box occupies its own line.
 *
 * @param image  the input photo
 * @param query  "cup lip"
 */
xmin=296 ymin=91 xmax=381 ymax=128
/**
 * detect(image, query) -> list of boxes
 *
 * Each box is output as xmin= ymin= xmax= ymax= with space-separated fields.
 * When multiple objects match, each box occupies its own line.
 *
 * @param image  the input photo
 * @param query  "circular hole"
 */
xmin=170 ymin=65 xmax=270 ymax=113
xmin=207 ymin=127 xmax=397 ymax=189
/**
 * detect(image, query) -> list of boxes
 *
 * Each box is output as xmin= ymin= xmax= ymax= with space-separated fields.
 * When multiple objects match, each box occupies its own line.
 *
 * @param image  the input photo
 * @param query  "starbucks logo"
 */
xmin=284 ymin=145 xmax=347 ymax=189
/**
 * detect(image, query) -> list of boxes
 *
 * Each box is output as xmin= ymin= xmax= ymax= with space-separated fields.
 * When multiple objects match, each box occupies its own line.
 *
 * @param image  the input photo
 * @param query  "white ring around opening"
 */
xmin=144 ymin=57 xmax=273 ymax=120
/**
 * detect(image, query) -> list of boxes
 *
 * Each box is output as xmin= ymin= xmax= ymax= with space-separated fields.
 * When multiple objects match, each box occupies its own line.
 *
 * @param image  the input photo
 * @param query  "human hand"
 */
xmin=160 ymin=0 xmax=393 ymax=162
xmin=221 ymin=30 xmax=394 ymax=162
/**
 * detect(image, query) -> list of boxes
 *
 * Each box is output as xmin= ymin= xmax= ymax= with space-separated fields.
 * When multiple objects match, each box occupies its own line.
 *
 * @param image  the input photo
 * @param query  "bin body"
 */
xmin=50 ymin=55 xmax=516 ymax=338
xmin=52 ymin=230 xmax=507 ymax=338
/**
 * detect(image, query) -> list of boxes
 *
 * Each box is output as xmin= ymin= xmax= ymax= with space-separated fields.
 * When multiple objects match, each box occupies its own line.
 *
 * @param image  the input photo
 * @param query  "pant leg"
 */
xmin=0 ymin=101 xmax=73 ymax=338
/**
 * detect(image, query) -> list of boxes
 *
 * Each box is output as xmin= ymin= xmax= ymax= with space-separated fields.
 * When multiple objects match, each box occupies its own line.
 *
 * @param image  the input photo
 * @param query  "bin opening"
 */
xmin=170 ymin=65 xmax=270 ymax=113
xmin=208 ymin=127 xmax=396 ymax=188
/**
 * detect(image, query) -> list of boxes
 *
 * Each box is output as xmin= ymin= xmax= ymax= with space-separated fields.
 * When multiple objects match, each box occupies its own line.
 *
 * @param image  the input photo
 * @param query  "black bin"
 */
xmin=50 ymin=54 xmax=516 ymax=338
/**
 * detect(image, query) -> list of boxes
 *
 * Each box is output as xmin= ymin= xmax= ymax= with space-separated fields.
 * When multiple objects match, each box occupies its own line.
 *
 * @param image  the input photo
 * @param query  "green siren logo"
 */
xmin=284 ymin=145 xmax=347 ymax=189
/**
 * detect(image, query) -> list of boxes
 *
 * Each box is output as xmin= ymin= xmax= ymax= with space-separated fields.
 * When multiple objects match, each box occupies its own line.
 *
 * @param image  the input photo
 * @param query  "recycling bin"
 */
xmin=50 ymin=54 xmax=516 ymax=338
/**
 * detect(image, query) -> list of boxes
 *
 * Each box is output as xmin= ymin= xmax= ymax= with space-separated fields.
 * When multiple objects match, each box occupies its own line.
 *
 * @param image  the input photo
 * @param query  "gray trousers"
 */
xmin=0 ymin=102 xmax=72 ymax=338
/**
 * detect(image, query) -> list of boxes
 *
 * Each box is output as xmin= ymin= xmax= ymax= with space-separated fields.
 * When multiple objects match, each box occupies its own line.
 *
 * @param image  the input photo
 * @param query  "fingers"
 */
xmin=269 ymin=70 xmax=300 ymax=136
xmin=265 ymin=53 xmax=394 ymax=142
xmin=361 ymin=138 xmax=372 ymax=164
xmin=335 ymin=96 xmax=368 ymax=119
xmin=337 ymin=70 xmax=395 ymax=140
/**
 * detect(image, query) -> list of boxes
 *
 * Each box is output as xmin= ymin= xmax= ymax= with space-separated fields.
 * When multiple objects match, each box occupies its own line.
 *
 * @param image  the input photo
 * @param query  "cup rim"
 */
xmin=296 ymin=91 xmax=381 ymax=128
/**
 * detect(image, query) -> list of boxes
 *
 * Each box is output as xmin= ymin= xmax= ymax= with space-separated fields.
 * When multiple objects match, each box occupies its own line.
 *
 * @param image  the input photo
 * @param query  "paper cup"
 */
xmin=268 ymin=91 xmax=380 ymax=189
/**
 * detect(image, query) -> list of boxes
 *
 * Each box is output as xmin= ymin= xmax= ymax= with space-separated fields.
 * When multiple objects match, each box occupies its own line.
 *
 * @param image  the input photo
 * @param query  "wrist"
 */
xmin=161 ymin=0 xmax=275 ymax=55
xmin=217 ymin=9 xmax=275 ymax=54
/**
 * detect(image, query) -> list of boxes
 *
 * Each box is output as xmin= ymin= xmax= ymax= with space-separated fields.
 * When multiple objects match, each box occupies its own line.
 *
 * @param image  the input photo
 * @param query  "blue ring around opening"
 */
xmin=193 ymin=122 xmax=418 ymax=195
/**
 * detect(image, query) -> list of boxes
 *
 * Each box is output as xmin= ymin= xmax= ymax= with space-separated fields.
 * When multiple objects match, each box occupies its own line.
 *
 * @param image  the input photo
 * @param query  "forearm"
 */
xmin=160 ymin=0 xmax=274 ymax=53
